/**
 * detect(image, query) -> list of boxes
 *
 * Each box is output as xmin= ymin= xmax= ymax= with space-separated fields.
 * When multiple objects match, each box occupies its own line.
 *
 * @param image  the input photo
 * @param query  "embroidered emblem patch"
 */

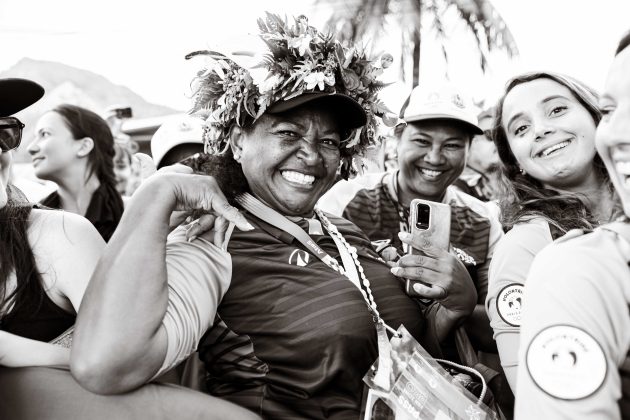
xmin=526 ymin=325 xmax=607 ymax=400
xmin=288 ymin=249 xmax=310 ymax=267
xmin=496 ymin=283 xmax=524 ymax=327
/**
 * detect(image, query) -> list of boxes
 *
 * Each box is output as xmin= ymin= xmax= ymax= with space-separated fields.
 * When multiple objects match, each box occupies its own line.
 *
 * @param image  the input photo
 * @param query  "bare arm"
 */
xmin=71 ymin=173 xmax=251 ymax=394
xmin=0 ymin=331 xmax=69 ymax=367
xmin=0 ymin=210 xmax=104 ymax=368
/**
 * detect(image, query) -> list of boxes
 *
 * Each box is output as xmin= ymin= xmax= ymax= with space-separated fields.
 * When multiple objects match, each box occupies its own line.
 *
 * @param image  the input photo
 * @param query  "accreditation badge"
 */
xmin=526 ymin=325 xmax=607 ymax=400
xmin=496 ymin=283 xmax=523 ymax=327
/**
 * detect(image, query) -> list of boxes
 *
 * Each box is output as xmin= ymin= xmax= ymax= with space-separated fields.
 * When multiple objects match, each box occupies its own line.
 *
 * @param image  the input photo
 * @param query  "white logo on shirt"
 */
xmin=289 ymin=249 xmax=310 ymax=267
xmin=526 ymin=325 xmax=607 ymax=400
xmin=496 ymin=283 xmax=524 ymax=327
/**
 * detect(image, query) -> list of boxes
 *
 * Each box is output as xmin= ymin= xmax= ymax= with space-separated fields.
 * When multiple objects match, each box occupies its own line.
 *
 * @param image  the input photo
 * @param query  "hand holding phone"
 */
xmin=404 ymin=199 xmax=451 ymax=297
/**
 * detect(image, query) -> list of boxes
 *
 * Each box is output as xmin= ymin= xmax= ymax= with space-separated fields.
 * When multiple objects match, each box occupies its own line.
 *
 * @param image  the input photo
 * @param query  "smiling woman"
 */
xmin=486 ymin=71 xmax=620 ymax=391
xmin=69 ymin=13 xmax=476 ymax=419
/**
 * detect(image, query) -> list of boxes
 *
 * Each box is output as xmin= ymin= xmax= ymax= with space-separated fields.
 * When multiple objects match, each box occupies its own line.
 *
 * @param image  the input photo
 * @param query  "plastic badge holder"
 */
xmin=363 ymin=325 xmax=498 ymax=420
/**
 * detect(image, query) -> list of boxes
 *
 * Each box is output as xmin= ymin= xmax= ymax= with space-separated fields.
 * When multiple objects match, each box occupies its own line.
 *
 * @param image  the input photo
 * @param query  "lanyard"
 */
xmin=235 ymin=192 xmax=397 ymax=389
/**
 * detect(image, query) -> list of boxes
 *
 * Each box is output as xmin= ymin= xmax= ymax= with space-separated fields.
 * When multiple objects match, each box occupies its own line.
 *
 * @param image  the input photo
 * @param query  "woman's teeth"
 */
xmin=540 ymin=140 xmax=571 ymax=157
xmin=420 ymin=168 xmax=444 ymax=178
xmin=282 ymin=170 xmax=315 ymax=185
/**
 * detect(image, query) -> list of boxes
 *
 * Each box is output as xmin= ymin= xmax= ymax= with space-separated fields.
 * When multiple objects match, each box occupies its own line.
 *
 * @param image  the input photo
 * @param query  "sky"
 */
xmin=2 ymin=0 xmax=629 ymax=113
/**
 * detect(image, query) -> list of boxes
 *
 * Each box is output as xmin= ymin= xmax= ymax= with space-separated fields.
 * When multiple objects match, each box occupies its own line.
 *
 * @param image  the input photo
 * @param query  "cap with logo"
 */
xmin=150 ymin=114 xmax=204 ymax=168
xmin=399 ymin=83 xmax=482 ymax=135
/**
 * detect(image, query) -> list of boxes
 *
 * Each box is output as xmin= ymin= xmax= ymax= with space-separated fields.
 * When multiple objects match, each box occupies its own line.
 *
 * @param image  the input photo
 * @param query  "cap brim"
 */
xmin=405 ymin=114 xmax=483 ymax=135
xmin=267 ymin=92 xmax=367 ymax=129
xmin=0 ymin=78 xmax=45 ymax=117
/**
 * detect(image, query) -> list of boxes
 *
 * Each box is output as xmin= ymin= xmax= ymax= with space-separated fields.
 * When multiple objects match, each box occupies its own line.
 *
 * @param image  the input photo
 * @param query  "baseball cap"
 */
xmin=151 ymin=114 xmax=204 ymax=168
xmin=399 ymin=83 xmax=482 ymax=134
xmin=0 ymin=78 xmax=45 ymax=117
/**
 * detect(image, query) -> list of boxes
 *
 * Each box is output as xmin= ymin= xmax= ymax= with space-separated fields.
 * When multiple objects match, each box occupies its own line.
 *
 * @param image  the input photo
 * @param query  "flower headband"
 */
xmin=186 ymin=12 xmax=397 ymax=177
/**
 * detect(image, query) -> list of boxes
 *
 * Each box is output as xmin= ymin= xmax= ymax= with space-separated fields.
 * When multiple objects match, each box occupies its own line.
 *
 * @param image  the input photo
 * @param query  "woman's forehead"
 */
xmin=261 ymin=106 xmax=342 ymax=134
xmin=503 ymin=79 xmax=575 ymax=119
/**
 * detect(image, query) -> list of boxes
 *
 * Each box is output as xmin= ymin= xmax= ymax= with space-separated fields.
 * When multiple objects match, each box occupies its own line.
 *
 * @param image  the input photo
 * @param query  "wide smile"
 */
xmin=614 ymin=160 xmax=630 ymax=189
xmin=417 ymin=167 xmax=447 ymax=180
xmin=535 ymin=139 xmax=572 ymax=158
xmin=280 ymin=170 xmax=317 ymax=188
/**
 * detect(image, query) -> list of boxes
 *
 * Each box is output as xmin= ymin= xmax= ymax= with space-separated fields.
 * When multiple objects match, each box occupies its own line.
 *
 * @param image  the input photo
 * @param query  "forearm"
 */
xmin=463 ymin=304 xmax=497 ymax=353
xmin=0 ymin=331 xmax=69 ymax=368
xmin=72 ymin=178 xmax=175 ymax=393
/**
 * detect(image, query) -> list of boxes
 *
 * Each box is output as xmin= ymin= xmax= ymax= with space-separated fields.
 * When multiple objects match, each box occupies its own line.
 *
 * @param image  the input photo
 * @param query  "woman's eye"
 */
xmin=277 ymin=130 xmax=300 ymax=138
xmin=550 ymin=105 xmax=568 ymax=116
xmin=514 ymin=125 xmax=528 ymax=136
xmin=444 ymin=143 xmax=464 ymax=150
xmin=411 ymin=138 xmax=430 ymax=146
xmin=320 ymin=138 xmax=340 ymax=148
xmin=599 ymin=106 xmax=615 ymax=120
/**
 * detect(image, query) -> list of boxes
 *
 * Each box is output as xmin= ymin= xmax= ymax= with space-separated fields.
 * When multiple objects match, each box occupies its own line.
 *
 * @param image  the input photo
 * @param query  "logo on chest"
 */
xmin=289 ymin=249 xmax=310 ymax=267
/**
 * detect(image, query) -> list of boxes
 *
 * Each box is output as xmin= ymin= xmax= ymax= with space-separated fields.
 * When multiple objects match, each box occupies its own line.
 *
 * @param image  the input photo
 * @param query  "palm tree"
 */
xmin=318 ymin=0 xmax=518 ymax=87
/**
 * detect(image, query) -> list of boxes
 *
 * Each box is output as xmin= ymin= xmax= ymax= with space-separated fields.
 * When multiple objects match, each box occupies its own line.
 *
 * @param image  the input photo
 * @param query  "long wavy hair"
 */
xmin=0 ymin=187 xmax=43 ymax=318
xmin=492 ymin=72 xmax=616 ymax=238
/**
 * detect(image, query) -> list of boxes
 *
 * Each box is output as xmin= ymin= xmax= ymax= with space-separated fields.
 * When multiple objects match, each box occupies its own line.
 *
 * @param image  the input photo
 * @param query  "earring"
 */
xmin=519 ymin=168 xmax=526 ymax=175
xmin=234 ymin=152 xmax=241 ymax=162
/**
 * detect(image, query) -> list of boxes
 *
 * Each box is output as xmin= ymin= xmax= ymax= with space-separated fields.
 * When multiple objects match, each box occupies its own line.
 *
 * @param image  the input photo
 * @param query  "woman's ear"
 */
xmin=76 ymin=137 xmax=95 ymax=157
xmin=229 ymin=126 xmax=244 ymax=162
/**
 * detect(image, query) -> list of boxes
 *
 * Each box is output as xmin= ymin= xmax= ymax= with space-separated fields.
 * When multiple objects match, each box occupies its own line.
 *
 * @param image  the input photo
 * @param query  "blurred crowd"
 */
xmin=1 ymin=11 xmax=630 ymax=420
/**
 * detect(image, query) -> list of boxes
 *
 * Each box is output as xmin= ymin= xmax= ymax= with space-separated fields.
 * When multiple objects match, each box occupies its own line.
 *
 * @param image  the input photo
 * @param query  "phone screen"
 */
xmin=415 ymin=203 xmax=431 ymax=230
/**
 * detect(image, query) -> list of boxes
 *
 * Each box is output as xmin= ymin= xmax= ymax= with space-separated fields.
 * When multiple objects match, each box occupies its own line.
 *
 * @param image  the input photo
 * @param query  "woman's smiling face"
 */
xmin=502 ymin=78 xmax=598 ymax=190
xmin=596 ymin=46 xmax=630 ymax=216
xmin=232 ymin=103 xmax=342 ymax=217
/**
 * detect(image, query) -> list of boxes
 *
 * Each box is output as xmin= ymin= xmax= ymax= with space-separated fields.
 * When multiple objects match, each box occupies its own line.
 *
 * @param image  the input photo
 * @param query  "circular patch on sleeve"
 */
xmin=496 ymin=283 xmax=524 ymax=327
xmin=525 ymin=325 xmax=607 ymax=400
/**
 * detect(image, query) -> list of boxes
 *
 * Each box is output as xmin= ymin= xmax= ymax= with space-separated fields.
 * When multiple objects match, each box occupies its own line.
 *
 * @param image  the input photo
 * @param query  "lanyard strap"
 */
xmin=236 ymin=193 xmax=343 ymax=272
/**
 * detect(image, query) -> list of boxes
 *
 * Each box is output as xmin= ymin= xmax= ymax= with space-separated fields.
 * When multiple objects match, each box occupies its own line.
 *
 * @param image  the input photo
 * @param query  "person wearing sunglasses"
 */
xmin=0 ymin=78 xmax=105 ymax=368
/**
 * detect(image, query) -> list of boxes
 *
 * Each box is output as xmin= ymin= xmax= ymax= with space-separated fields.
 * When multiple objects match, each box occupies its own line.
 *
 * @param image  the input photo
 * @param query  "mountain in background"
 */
xmin=2 ymin=58 xmax=180 ymax=161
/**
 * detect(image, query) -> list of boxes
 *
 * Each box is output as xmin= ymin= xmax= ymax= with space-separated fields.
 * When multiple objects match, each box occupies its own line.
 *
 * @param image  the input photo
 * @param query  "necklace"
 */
xmin=315 ymin=208 xmax=399 ymax=336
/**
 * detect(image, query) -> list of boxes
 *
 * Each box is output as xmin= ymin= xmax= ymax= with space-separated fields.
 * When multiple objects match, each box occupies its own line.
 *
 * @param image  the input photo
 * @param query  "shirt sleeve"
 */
xmin=153 ymin=228 xmax=232 ymax=377
xmin=474 ymin=200 xmax=504 ymax=303
xmin=486 ymin=220 xmax=551 ymax=389
xmin=515 ymin=232 xmax=630 ymax=420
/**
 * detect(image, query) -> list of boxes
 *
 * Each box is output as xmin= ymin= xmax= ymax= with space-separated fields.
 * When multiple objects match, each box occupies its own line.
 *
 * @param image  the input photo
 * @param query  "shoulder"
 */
xmin=444 ymin=186 xmax=501 ymax=223
xmin=499 ymin=218 xmax=552 ymax=254
xmin=318 ymin=172 xmax=388 ymax=215
xmin=28 ymin=209 xmax=104 ymax=250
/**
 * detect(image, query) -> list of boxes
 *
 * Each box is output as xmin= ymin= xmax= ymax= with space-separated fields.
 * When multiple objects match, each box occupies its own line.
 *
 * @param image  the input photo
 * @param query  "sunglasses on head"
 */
xmin=0 ymin=117 xmax=25 ymax=152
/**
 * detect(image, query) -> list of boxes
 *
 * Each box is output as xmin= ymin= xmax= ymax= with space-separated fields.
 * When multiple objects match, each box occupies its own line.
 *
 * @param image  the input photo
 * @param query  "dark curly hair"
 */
xmin=492 ymin=71 xmax=617 ymax=238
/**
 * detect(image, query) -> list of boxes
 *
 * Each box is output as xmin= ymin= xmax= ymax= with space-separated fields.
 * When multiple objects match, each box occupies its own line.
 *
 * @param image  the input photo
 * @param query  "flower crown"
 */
xmin=186 ymin=12 xmax=396 ymax=176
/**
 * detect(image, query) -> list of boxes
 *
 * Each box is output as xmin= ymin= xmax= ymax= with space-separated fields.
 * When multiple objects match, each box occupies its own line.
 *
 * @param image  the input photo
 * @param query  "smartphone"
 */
xmin=405 ymin=199 xmax=451 ymax=297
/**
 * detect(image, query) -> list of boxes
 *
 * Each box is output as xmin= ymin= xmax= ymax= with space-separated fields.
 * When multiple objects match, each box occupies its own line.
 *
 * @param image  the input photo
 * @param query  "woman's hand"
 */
xmin=391 ymin=232 xmax=477 ymax=321
xmin=144 ymin=166 xmax=253 ymax=246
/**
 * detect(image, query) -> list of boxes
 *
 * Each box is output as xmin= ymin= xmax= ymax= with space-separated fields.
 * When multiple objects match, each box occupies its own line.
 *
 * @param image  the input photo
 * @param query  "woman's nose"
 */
xmin=296 ymin=137 xmax=321 ymax=164
xmin=533 ymin=119 xmax=555 ymax=141
xmin=27 ymin=138 xmax=39 ymax=155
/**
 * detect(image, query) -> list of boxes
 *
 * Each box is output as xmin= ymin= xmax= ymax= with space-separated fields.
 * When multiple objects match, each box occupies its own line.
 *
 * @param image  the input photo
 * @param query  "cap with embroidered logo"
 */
xmin=400 ymin=83 xmax=482 ymax=135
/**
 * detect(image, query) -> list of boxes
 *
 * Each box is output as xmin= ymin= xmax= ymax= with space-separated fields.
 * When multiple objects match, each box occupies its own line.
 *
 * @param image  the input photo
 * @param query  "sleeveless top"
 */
xmin=40 ymin=183 xmax=123 ymax=242
xmin=0 ymin=290 xmax=75 ymax=342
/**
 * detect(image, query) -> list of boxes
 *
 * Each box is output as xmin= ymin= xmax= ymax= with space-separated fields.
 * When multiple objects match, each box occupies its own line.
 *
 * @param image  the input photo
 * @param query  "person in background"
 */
xmin=29 ymin=104 xmax=124 ymax=242
xmin=0 ymin=78 xmax=104 ymax=368
xmin=485 ymin=71 xmax=618 ymax=391
xmin=514 ymin=31 xmax=630 ymax=419
xmin=319 ymin=83 xmax=504 ymax=355
xmin=113 ymin=143 xmax=134 ymax=196
xmin=70 ymin=14 xmax=476 ymax=419
xmin=0 ymin=82 xmax=260 ymax=420
xmin=453 ymin=107 xmax=501 ymax=201
xmin=151 ymin=114 xmax=205 ymax=169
